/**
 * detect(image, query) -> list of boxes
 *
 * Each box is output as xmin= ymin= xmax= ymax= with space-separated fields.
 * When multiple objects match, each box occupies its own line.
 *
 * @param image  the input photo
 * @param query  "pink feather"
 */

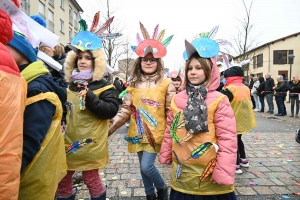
xmin=152 ymin=24 xmax=159 ymax=40
xmin=136 ymin=33 xmax=142 ymax=44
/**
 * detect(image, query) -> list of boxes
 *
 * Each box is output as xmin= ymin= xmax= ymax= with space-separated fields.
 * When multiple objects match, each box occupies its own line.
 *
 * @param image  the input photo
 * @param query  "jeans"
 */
xmin=290 ymin=96 xmax=299 ymax=115
xmin=265 ymin=93 xmax=274 ymax=112
xmin=275 ymin=96 xmax=285 ymax=114
xmin=259 ymin=96 xmax=265 ymax=110
xmin=137 ymin=151 xmax=165 ymax=195
xmin=252 ymin=94 xmax=259 ymax=110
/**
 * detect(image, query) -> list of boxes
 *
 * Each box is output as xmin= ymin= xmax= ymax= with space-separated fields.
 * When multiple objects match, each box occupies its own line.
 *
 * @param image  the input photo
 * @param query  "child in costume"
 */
xmin=168 ymin=71 xmax=183 ymax=93
xmin=159 ymin=26 xmax=237 ymax=200
xmin=109 ymin=22 xmax=176 ymax=200
xmin=56 ymin=13 xmax=119 ymax=200
xmin=5 ymin=6 xmax=67 ymax=200
xmin=0 ymin=1 xmax=27 ymax=199
xmin=221 ymin=60 xmax=256 ymax=174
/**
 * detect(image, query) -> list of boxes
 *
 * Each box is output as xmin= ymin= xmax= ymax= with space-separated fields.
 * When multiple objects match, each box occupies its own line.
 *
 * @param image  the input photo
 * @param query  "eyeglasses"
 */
xmin=141 ymin=58 xmax=157 ymax=64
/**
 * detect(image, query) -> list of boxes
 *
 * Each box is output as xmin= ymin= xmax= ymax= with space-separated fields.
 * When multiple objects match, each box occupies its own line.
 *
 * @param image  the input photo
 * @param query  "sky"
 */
xmin=77 ymin=0 xmax=300 ymax=71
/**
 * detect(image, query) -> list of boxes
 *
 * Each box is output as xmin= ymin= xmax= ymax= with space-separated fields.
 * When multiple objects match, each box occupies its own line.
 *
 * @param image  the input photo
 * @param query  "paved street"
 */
xmin=75 ymin=102 xmax=300 ymax=200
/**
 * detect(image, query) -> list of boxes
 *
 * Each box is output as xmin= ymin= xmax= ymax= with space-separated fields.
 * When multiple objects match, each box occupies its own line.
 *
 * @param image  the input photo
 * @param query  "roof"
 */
xmin=234 ymin=32 xmax=300 ymax=59
xmin=72 ymin=0 xmax=83 ymax=12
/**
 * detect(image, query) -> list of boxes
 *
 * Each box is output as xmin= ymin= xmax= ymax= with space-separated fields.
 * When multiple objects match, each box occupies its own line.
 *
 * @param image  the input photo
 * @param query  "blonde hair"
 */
xmin=183 ymin=53 xmax=212 ymax=88
xmin=54 ymin=45 xmax=65 ymax=57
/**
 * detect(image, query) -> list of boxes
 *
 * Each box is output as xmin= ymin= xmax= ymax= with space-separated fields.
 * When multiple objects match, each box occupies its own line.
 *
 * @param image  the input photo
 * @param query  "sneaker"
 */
xmin=126 ymin=123 xmax=130 ymax=128
xmin=235 ymin=165 xmax=243 ymax=174
xmin=240 ymin=158 xmax=250 ymax=167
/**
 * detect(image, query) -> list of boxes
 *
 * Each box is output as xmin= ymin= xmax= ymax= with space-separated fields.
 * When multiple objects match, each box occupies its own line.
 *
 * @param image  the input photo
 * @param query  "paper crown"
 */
xmin=183 ymin=26 xmax=233 ymax=61
xmin=131 ymin=22 xmax=174 ymax=58
xmin=69 ymin=11 xmax=122 ymax=52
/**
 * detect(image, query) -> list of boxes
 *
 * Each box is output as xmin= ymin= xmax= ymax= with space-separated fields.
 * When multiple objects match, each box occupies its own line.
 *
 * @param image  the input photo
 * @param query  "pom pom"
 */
xmin=30 ymin=15 xmax=47 ymax=28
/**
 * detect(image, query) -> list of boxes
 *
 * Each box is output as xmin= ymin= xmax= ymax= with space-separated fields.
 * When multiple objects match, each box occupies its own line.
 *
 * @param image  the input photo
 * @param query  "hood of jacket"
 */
xmin=64 ymin=49 xmax=106 ymax=83
xmin=207 ymin=58 xmax=220 ymax=92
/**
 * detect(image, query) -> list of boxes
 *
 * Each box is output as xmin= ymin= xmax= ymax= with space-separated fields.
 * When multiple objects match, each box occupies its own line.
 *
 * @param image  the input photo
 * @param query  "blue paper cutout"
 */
xmin=183 ymin=37 xmax=219 ymax=60
xmin=131 ymin=46 xmax=137 ymax=52
xmin=71 ymin=31 xmax=102 ymax=51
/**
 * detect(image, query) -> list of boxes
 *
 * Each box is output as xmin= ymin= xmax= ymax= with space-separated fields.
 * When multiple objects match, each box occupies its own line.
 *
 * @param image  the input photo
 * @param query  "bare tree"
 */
xmin=118 ymin=42 xmax=135 ymax=82
xmin=232 ymin=0 xmax=262 ymax=75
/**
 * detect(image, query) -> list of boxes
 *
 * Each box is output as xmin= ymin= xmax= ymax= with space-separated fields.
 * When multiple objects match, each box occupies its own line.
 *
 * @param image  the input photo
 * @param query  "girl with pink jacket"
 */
xmin=159 ymin=29 xmax=237 ymax=199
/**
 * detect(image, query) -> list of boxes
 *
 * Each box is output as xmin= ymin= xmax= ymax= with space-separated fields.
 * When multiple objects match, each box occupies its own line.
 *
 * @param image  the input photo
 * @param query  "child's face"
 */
xmin=77 ymin=51 xmax=93 ymax=72
xmin=141 ymin=53 xmax=158 ymax=75
xmin=187 ymin=58 xmax=206 ymax=85
xmin=172 ymin=79 xmax=181 ymax=88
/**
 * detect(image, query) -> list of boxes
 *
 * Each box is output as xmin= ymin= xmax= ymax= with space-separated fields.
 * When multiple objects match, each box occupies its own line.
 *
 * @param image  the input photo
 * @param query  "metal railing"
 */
xmin=48 ymin=20 xmax=54 ymax=32
xmin=69 ymin=15 xmax=73 ymax=25
xmin=21 ymin=0 xmax=30 ymax=15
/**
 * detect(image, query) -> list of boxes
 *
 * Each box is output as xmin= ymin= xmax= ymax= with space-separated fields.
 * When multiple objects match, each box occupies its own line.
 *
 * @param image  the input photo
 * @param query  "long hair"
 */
xmin=54 ymin=45 xmax=65 ymax=57
xmin=129 ymin=57 xmax=164 ymax=87
xmin=183 ymin=53 xmax=212 ymax=88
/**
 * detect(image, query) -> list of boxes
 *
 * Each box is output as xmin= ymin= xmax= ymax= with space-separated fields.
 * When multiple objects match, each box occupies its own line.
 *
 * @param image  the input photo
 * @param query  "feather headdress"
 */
xmin=131 ymin=22 xmax=174 ymax=58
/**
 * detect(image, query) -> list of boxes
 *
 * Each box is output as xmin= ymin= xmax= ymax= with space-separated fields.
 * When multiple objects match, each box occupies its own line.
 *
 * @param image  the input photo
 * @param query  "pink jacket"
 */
xmin=159 ymin=59 xmax=237 ymax=185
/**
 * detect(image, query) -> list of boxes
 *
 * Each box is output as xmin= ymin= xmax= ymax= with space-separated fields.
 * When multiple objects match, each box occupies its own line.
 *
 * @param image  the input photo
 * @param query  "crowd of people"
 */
xmin=1 ymin=1 xmax=298 ymax=200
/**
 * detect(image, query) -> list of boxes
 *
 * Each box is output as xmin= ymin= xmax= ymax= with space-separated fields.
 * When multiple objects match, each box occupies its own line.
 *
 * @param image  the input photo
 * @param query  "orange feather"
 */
xmin=143 ymin=122 xmax=156 ymax=151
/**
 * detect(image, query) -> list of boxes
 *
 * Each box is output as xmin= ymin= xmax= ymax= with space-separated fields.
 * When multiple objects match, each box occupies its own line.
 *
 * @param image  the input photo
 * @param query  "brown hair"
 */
xmin=253 ymin=77 xmax=258 ymax=82
xmin=183 ymin=53 xmax=212 ymax=88
xmin=129 ymin=57 xmax=164 ymax=87
xmin=54 ymin=45 xmax=65 ymax=57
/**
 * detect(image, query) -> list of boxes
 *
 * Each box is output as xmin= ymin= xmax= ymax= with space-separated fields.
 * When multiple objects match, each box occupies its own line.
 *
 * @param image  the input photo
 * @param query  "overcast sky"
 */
xmin=77 ymin=0 xmax=300 ymax=71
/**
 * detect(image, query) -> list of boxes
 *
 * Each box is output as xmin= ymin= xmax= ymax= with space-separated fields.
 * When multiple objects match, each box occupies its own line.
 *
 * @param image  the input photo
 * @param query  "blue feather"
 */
xmin=125 ymin=136 xmax=141 ymax=144
xmin=136 ymin=110 xmax=144 ymax=136
xmin=137 ymin=107 xmax=158 ymax=127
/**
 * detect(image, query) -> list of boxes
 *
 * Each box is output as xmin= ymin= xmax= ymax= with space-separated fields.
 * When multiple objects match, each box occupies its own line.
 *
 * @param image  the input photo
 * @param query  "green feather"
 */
xmin=170 ymin=112 xmax=181 ymax=145
xmin=79 ymin=19 xmax=88 ymax=31
xmin=162 ymin=35 xmax=174 ymax=47
xmin=187 ymin=142 xmax=212 ymax=160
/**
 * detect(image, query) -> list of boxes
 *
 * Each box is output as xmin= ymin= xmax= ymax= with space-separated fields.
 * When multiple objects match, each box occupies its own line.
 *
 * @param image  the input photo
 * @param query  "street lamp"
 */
xmin=288 ymin=54 xmax=295 ymax=82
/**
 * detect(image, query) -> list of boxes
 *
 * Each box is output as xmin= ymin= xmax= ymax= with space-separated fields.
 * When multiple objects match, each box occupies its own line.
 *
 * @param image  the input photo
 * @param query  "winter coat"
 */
xmin=274 ymin=81 xmax=288 ymax=97
xmin=0 ymin=10 xmax=27 ymax=200
xmin=264 ymin=77 xmax=275 ymax=93
xmin=251 ymin=80 xmax=260 ymax=95
xmin=256 ymin=77 xmax=265 ymax=97
xmin=109 ymin=71 xmax=176 ymax=153
xmin=288 ymin=80 xmax=300 ymax=97
xmin=63 ymin=49 xmax=118 ymax=170
xmin=159 ymin=59 xmax=237 ymax=194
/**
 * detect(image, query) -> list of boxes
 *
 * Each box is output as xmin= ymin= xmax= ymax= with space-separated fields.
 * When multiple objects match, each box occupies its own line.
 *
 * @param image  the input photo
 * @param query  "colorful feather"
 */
xmin=136 ymin=110 xmax=144 ymax=136
xmin=119 ymin=89 xmax=127 ymax=99
xmin=90 ymin=11 xmax=100 ymax=32
xmin=177 ymin=120 xmax=185 ymax=129
xmin=136 ymin=32 xmax=142 ymax=44
xmin=170 ymin=112 xmax=182 ymax=146
xmin=131 ymin=46 xmax=137 ymax=52
xmin=187 ymin=142 xmax=213 ymax=160
xmin=215 ymin=39 xmax=233 ymax=47
xmin=157 ymin=29 xmax=165 ymax=42
xmin=139 ymin=22 xmax=150 ymax=39
xmin=129 ymin=104 xmax=138 ymax=119
xmin=66 ymin=138 xmax=96 ymax=155
xmin=199 ymin=157 xmax=217 ymax=187
xmin=180 ymin=133 xmax=193 ymax=142
xmin=124 ymin=136 xmax=141 ymax=144
xmin=152 ymin=24 xmax=159 ymax=40
xmin=79 ymin=19 xmax=88 ymax=32
xmin=143 ymin=122 xmax=156 ymax=151
xmin=141 ymin=98 xmax=161 ymax=107
xmin=208 ymin=25 xmax=219 ymax=39
xmin=95 ymin=16 xmax=114 ymax=35
xmin=162 ymin=35 xmax=174 ymax=47
xmin=137 ymin=107 xmax=158 ymax=127
xmin=172 ymin=150 xmax=182 ymax=179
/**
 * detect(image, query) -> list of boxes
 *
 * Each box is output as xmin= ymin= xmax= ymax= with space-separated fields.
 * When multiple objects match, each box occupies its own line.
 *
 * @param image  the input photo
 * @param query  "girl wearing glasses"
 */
xmin=109 ymin=23 xmax=176 ymax=200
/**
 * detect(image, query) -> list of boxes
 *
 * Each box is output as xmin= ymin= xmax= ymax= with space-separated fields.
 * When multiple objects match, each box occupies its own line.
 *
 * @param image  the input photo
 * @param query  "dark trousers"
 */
xmin=259 ymin=96 xmax=265 ymax=110
xmin=250 ymin=95 xmax=255 ymax=109
xmin=265 ymin=93 xmax=274 ymax=112
xmin=236 ymin=134 xmax=246 ymax=165
xmin=290 ymin=96 xmax=299 ymax=115
xmin=275 ymin=96 xmax=285 ymax=114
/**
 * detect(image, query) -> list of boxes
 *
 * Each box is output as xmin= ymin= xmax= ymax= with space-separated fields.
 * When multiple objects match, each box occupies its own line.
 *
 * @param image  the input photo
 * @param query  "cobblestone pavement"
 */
xmin=75 ymin=112 xmax=300 ymax=200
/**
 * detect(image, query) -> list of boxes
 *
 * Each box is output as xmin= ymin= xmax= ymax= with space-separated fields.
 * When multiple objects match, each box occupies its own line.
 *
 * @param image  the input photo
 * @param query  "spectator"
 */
xmin=251 ymin=77 xmax=260 ymax=111
xmin=273 ymin=75 xmax=288 ymax=116
xmin=288 ymin=76 xmax=300 ymax=117
xmin=53 ymin=45 xmax=66 ymax=65
xmin=257 ymin=77 xmax=265 ymax=112
xmin=113 ymin=77 xmax=123 ymax=108
xmin=249 ymin=74 xmax=256 ymax=109
xmin=264 ymin=73 xmax=275 ymax=114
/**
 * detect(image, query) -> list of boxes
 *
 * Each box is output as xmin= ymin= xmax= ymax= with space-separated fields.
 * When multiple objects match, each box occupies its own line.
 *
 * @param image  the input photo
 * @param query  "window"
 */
xmin=60 ymin=19 xmax=64 ymax=33
xmin=48 ymin=10 xmax=54 ymax=32
xmin=49 ymin=0 xmax=54 ymax=7
xmin=60 ymin=0 xmax=64 ymax=8
xmin=69 ymin=6 xmax=73 ymax=25
xmin=74 ymin=12 xmax=78 ymax=29
xmin=69 ymin=28 xmax=73 ymax=40
xmin=21 ymin=0 xmax=30 ymax=15
xmin=253 ymin=54 xmax=263 ymax=68
xmin=39 ymin=1 xmax=45 ymax=18
xmin=273 ymin=50 xmax=293 ymax=64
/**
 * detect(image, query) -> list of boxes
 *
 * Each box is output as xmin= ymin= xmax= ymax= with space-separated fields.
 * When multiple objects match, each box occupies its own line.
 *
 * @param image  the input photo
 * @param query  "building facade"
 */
xmin=234 ymin=32 xmax=300 ymax=80
xmin=20 ymin=0 xmax=83 ymax=46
